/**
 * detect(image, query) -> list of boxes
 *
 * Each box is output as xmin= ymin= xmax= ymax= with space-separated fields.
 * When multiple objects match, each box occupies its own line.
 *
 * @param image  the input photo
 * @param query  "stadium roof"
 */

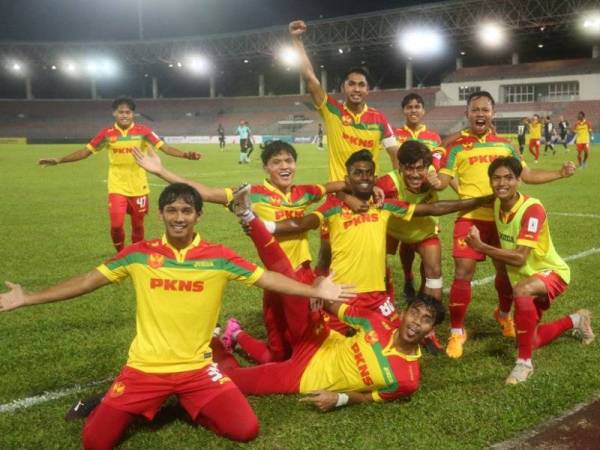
xmin=443 ymin=58 xmax=600 ymax=82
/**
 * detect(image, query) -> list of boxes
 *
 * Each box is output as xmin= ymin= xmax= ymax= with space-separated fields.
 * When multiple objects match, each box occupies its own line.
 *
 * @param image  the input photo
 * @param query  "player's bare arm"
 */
xmin=431 ymin=172 xmax=453 ymax=190
xmin=386 ymin=145 xmax=401 ymax=170
xmin=133 ymin=147 xmax=228 ymax=204
xmin=465 ymin=225 xmax=531 ymax=266
xmin=413 ymin=195 xmax=493 ymax=217
xmin=289 ymin=20 xmax=325 ymax=107
xmin=0 ymin=270 xmax=110 ymax=312
xmin=300 ymin=390 xmax=373 ymax=412
xmin=160 ymin=143 xmax=202 ymax=160
xmin=520 ymin=162 xmax=575 ymax=184
xmin=38 ymin=148 xmax=92 ymax=166
xmin=271 ymin=213 xmax=321 ymax=235
xmin=254 ymin=271 xmax=354 ymax=303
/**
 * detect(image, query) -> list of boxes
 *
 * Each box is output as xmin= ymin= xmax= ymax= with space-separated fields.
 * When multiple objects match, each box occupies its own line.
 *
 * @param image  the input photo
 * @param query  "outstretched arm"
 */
xmin=289 ymin=20 xmax=325 ymax=107
xmin=254 ymin=271 xmax=354 ymax=303
xmin=270 ymin=213 xmax=321 ymax=235
xmin=38 ymin=148 xmax=92 ymax=166
xmin=300 ymin=390 xmax=373 ymax=412
xmin=521 ymin=162 xmax=575 ymax=184
xmin=0 ymin=270 xmax=110 ymax=312
xmin=160 ymin=144 xmax=202 ymax=161
xmin=465 ymin=226 xmax=531 ymax=266
xmin=413 ymin=195 xmax=493 ymax=217
xmin=133 ymin=147 xmax=228 ymax=204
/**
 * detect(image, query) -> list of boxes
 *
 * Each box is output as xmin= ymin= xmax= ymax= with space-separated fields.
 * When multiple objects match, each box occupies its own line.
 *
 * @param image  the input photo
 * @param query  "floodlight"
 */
xmin=61 ymin=60 xmax=78 ymax=75
xmin=537 ymin=44 xmax=544 ymax=48
xmin=86 ymin=61 xmax=98 ymax=74
xmin=400 ymin=27 xmax=444 ymax=58
xmin=11 ymin=63 xmax=22 ymax=72
xmin=176 ymin=62 xmax=183 ymax=68
xmin=581 ymin=12 xmax=600 ymax=35
xmin=51 ymin=65 xmax=57 ymax=70
xmin=187 ymin=55 xmax=211 ymax=75
xmin=338 ymin=48 xmax=344 ymax=54
xmin=278 ymin=46 xmax=299 ymax=67
xmin=100 ymin=59 xmax=117 ymax=77
xmin=168 ymin=63 xmax=174 ymax=68
xmin=243 ymin=59 xmax=249 ymax=64
xmin=478 ymin=22 xmax=506 ymax=49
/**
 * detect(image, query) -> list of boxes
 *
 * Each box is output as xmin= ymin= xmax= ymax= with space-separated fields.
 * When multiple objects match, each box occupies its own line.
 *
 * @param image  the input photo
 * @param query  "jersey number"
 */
xmin=378 ymin=299 xmax=396 ymax=317
xmin=136 ymin=197 xmax=147 ymax=209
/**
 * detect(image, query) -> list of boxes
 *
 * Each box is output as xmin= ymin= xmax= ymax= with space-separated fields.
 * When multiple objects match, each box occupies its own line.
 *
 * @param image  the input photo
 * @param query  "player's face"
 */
xmin=346 ymin=160 xmax=375 ymax=199
xmin=578 ymin=113 xmax=584 ymax=121
xmin=113 ymin=104 xmax=134 ymax=128
xmin=160 ymin=198 xmax=200 ymax=244
xmin=264 ymin=150 xmax=297 ymax=190
xmin=490 ymin=166 xmax=520 ymax=201
xmin=403 ymin=99 xmax=425 ymax=127
xmin=343 ymin=73 xmax=369 ymax=107
xmin=399 ymin=303 xmax=435 ymax=345
xmin=466 ymin=96 xmax=494 ymax=136
xmin=399 ymin=159 xmax=427 ymax=192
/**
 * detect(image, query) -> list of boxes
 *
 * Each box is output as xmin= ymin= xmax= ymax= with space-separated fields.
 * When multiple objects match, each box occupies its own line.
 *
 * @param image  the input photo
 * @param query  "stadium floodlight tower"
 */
xmin=581 ymin=11 xmax=600 ymax=58
xmin=399 ymin=26 xmax=444 ymax=89
xmin=478 ymin=21 xmax=507 ymax=49
xmin=7 ymin=60 xmax=33 ymax=100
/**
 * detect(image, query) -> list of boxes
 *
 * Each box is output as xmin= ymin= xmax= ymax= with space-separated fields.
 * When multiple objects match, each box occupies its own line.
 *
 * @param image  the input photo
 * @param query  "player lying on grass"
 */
xmin=465 ymin=157 xmax=594 ymax=384
xmin=433 ymin=91 xmax=576 ymax=359
xmin=0 ymin=183 xmax=353 ymax=447
xmin=213 ymin=190 xmax=444 ymax=410
xmin=250 ymin=149 xmax=493 ymax=336
xmin=38 ymin=96 xmax=202 ymax=252
xmin=133 ymin=141 xmax=369 ymax=365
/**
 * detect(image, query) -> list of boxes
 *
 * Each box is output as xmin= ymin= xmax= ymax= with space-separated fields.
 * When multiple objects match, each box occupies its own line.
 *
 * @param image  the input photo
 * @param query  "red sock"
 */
xmin=237 ymin=331 xmax=279 ymax=364
xmin=514 ymin=296 xmax=538 ymax=359
xmin=494 ymin=272 xmax=513 ymax=314
xmin=110 ymin=227 xmax=125 ymax=252
xmin=248 ymin=217 xmax=294 ymax=277
xmin=210 ymin=337 xmax=240 ymax=371
xmin=130 ymin=214 xmax=145 ymax=243
xmin=534 ymin=316 xmax=573 ymax=350
xmin=449 ymin=279 xmax=471 ymax=329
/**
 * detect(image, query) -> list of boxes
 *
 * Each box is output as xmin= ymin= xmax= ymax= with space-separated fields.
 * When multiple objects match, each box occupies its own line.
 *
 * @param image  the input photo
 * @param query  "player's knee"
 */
xmin=513 ymin=289 xmax=535 ymax=308
xmin=227 ymin=415 xmax=260 ymax=442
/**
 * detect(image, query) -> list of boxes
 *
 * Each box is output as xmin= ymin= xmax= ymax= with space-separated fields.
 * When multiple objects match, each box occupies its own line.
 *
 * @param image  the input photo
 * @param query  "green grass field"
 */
xmin=0 ymin=142 xmax=599 ymax=449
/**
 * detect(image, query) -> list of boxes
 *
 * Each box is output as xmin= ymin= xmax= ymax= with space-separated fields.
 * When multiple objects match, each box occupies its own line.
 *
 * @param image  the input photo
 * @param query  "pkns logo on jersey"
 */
xmin=269 ymin=195 xmax=282 ymax=207
xmin=351 ymin=342 xmax=373 ymax=385
xmin=343 ymin=213 xmax=379 ymax=229
xmin=342 ymin=132 xmax=374 ymax=149
xmin=275 ymin=209 xmax=304 ymax=220
xmin=467 ymin=154 xmax=501 ymax=166
xmin=150 ymin=278 xmax=205 ymax=292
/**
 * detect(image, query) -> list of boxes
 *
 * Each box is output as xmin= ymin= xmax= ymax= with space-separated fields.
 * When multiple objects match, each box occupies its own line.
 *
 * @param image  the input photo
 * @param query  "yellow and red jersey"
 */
xmin=300 ymin=304 xmax=421 ymax=401
xmin=574 ymin=119 xmax=592 ymax=144
xmin=97 ymin=234 xmax=264 ymax=374
xmin=394 ymin=124 xmax=444 ymax=160
xmin=317 ymin=95 xmax=397 ymax=181
xmin=225 ymin=180 xmax=326 ymax=269
xmin=528 ymin=120 xmax=542 ymax=140
xmin=87 ymin=122 xmax=164 ymax=196
xmin=376 ymin=170 xmax=438 ymax=244
xmin=494 ymin=195 xmax=570 ymax=285
xmin=440 ymin=129 xmax=523 ymax=221
xmin=313 ymin=197 xmax=415 ymax=292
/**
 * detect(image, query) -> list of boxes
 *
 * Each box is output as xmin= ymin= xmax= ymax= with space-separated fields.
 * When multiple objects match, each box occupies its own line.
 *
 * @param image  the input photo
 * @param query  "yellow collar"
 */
xmin=382 ymin=330 xmax=422 ymax=361
xmin=403 ymin=123 xmax=426 ymax=138
xmin=461 ymin=127 xmax=492 ymax=144
xmin=342 ymin=102 xmax=368 ymax=121
xmin=161 ymin=233 xmax=201 ymax=262
xmin=263 ymin=179 xmax=293 ymax=199
xmin=114 ymin=122 xmax=135 ymax=137
xmin=499 ymin=193 xmax=526 ymax=223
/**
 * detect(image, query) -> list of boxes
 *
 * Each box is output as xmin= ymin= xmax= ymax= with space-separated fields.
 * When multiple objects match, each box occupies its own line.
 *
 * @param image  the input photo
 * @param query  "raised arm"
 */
xmin=38 ymin=148 xmax=92 ymax=166
xmin=289 ymin=20 xmax=326 ymax=107
xmin=413 ymin=195 xmax=493 ymax=217
xmin=0 ymin=270 xmax=110 ymax=312
xmin=133 ymin=147 xmax=228 ymax=204
xmin=521 ymin=162 xmax=575 ymax=184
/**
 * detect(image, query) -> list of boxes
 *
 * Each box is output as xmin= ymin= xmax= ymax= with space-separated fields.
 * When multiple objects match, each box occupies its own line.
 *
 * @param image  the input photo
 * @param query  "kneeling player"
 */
xmin=465 ymin=157 xmax=594 ymax=384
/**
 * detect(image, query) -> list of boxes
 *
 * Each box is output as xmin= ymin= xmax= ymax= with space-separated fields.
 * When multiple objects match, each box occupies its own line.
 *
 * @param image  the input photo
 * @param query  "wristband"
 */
xmin=335 ymin=393 xmax=349 ymax=408
xmin=263 ymin=220 xmax=276 ymax=234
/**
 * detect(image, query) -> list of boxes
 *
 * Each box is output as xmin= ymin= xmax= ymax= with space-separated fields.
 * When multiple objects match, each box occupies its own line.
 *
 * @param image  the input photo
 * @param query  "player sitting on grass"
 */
xmin=465 ymin=157 xmax=594 ymax=384
xmin=0 ymin=183 xmax=353 ymax=447
xmin=213 ymin=188 xmax=445 ymax=410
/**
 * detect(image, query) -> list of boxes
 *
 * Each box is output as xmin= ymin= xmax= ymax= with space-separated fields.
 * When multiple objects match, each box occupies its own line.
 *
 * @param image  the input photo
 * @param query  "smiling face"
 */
xmin=490 ymin=165 xmax=520 ymax=202
xmin=399 ymin=158 xmax=428 ymax=193
xmin=398 ymin=303 xmax=436 ymax=345
xmin=342 ymin=72 xmax=369 ymax=109
xmin=466 ymin=95 xmax=494 ymax=136
xmin=264 ymin=150 xmax=297 ymax=192
xmin=345 ymin=160 xmax=375 ymax=201
xmin=159 ymin=197 xmax=200 ymax=247
xmin=112 ymin=103 xmax=134 ymax=129
xmin=403 ymin=99 xmax=425 ymax=128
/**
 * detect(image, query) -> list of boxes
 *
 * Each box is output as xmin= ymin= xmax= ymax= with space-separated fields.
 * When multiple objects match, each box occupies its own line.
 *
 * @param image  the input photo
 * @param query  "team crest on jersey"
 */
xmin=109 ymin=135 xmax=118 ymax=143
xmin=341 ymin=114 xmax=353 ymax=126
xmin=364 ymin=330 xmax=379 ymax=344
xmin=397 ymin=135 xmax=407 ymax=143
xmin=462 ymin=142 xmax=474 ymax=151
xmin=148 ymin=253 xmax=165 ymax=269
xmin=457 ymin=238 xmax=467 ymax=248
xmin=341 ymin=207 xmax=353 ymax=220
xmin=110 ymin=382 xmax=126 ymax=397
xmin=270 ymin=195 xmax=282 ymax=207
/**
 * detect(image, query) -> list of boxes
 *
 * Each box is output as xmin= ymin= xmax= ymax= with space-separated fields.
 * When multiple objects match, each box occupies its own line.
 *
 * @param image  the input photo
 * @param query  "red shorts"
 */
xmin=108 ymin=193 xmax=149 ymax=217
xmin=529 ymin=139 xmax=540 ymax=148
xmin=532 ymin=271 xmax=568 ymax=311
xmin=453 ymin=218 xmax=499 ymax=261
xmin=386 ymin=234 xmax=440 ymax=255
xmin=576 ymin=143 xmax=589 ymax=152
xmin=325 ymin=291 xmax=399 ymax=333
xmin=101 ymin=364 xmax=237 ymax=421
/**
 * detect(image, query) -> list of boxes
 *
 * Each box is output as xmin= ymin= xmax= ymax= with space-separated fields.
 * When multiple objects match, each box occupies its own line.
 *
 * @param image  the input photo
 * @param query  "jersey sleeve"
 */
xmin=219 ymin=246 xmax=265 ymax=286
xmin=375 ymin=174 xmax=399 ymax=199
xmin=96 ymin=250 xmax=132 ymax=283
xmin=516 ymin=204 xmax=546 ymax=247
xmin=371 ymin=386 xmax=408 ymax=403
xmin=300 ymin=184 xmax=327 ymax=203
xmin=313 ymin=196 xmax=340 ymax=225
xmin=380 ymin=114 xmax=398 ymax=149
xmin=336 ymin=303 xmax=380 ymax=330
xmin=143 ymin=126 xmax=164 ymax=149
xmin=381 ymin=199 xmax=415 ymax=221
xmin=86 ymin=129 xmax=108 ymax=153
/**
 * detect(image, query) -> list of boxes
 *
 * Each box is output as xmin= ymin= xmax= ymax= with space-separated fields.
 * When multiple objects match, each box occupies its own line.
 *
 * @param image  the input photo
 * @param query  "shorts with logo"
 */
xmin=108 ymin=193 xmax=149 ymax=218
xmin=453 ymin=218 xmax=499 ymax=261
xmin=101 ymin=364 xmax=237 ymax=421
xmin=576 ymin=143 xmax=589 ymax=152
xmin=531 ymin=271 xmax=568 ymax=313
xmin=325 ymin=291 xmax=399 ymax=334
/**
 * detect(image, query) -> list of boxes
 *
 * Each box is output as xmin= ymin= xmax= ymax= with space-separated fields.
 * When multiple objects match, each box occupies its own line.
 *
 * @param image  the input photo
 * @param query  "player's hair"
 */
xmin=533 ymin=114 xmax=540 ymax=119
xmin=159 ymin=183 xmax=203 ymax=213
xmin=401 ymin=92 xmax=425 ymax=109
xmin=397 ymin=140 xmax=433 ymax=167
xmin=345 ymin=149 xmax=374 ymax=173
xmin=111 ymin=96 xmax=136 ymax=111
xmin=488 ymin=156 xmax=523 ymax=178
xmin=578 ymin=111 xmax=585 ymax=117
xmin=342 ymin=67 xmax=372 ymax=88
xmin=407 ymin=293 xmax=445 ymax=326
xmin=260 ymin=140 xmax=298 ymax=165
xmin=466 ymin=90 xmax=495 ymax=107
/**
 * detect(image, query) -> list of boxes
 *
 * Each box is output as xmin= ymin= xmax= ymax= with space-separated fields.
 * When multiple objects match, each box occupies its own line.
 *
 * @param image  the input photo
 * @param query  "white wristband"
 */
xmin=263 ymin=220 xmax=276 ymax=234
xmin=335 ymin=393 xmax=349 ymax=408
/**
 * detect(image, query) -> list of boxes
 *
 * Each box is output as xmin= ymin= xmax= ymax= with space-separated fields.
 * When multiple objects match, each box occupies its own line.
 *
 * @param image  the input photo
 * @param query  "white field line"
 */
xmin=2 ymin=249 xmax=599 ymax=414
xmin=0 ymin=377 xmax=112 ymax=414
xmin=550 ymin=212 xmax=600 ymax=219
